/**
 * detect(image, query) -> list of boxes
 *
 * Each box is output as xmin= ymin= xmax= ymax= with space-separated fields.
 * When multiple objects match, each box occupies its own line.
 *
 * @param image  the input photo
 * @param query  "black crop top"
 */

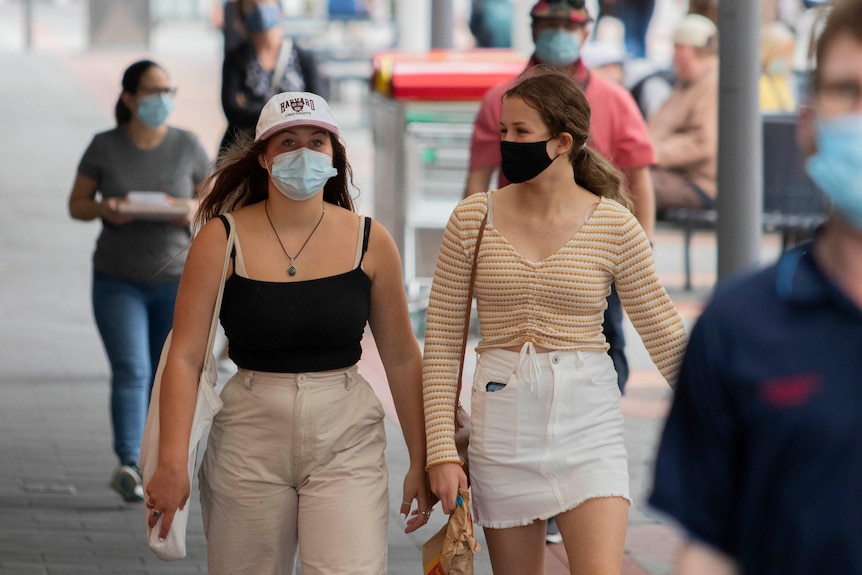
xmin=217 ymin=214 xmax=372 ymax=372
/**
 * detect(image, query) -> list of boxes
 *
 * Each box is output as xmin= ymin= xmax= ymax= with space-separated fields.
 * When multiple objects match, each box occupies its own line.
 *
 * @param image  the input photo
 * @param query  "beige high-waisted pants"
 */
xmin=199 ymin=366 xmax=388 ymax=575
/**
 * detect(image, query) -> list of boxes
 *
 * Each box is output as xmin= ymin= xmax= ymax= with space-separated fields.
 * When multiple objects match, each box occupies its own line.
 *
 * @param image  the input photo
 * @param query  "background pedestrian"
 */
xmin=67 ymin=59 xmax=211 ymax=504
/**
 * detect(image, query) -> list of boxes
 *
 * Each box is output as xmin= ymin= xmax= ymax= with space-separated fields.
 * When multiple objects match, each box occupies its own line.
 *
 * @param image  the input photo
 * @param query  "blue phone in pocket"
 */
xmin=486 ymin=381 xmax=507 ymax=392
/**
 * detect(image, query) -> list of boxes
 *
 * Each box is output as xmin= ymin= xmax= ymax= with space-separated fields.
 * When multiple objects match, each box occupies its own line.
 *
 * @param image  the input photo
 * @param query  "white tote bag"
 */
xmin=140 ymin=213 xmax=236 ymax=561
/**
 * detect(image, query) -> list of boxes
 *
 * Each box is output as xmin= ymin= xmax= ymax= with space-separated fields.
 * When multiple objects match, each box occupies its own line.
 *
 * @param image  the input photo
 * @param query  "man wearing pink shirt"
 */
xmin=465 ymin=0 xmax=657 ymax=395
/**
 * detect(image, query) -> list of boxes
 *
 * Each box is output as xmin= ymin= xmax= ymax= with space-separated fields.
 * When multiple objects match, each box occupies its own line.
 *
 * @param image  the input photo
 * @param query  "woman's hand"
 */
xmin=101 ymin=197 xmax=134 ymax=225
xmin=401 ymin=463 xmax=434 ymax=533
xmin=166 ymin=197 xmax=199 ymax=226
xmin=144 ymin=464 xmax=190 ymax=540
xmin=428 ymin=462 xmax=468 ymax=515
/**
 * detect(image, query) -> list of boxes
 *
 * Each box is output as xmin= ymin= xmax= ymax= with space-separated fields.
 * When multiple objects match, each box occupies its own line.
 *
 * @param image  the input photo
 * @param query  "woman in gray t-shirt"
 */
xmin=68 ymin=59 xmax=211 ymax=504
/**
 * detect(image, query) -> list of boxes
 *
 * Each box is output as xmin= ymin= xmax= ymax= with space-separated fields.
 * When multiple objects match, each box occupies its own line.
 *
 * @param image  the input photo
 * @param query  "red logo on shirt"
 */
xmin=758 ymin=373 xmax=823 ymax=408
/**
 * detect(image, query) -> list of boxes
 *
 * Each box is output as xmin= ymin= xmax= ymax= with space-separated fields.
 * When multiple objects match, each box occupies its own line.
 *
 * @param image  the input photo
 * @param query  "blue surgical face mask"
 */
xmin=136 ymin=94 xmax=174 ymax=129
xmin=244 ymin=3 xmax=282 ymax=33
xmin=268 ymin=147 xmax=338 ymax=201
xmin=767 ymin=59 xmax=790 ymax=76
xmin=805 ymin=113 xmax=862 ymax=230
xmin=535 ymin=28 xmax=582 ymax=67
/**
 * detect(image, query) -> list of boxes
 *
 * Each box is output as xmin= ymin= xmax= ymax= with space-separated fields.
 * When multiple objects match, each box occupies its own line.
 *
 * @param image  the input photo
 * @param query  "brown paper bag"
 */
xmin=422 ymin=489 xmax=480 ymax=575
xmin=422 ymin=522 xmax=447 ymax=575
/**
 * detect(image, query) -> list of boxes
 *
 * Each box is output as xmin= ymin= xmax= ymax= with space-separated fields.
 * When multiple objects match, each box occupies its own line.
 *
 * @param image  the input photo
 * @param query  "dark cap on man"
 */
xmin=530 ymin=0 xmax=592 ymax=24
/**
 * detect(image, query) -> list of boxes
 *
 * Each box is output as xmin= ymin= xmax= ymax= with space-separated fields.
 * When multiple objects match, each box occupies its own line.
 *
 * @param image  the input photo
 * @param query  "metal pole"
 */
xmin=24 ymin=0 xmax=33 ymax=51
xmin=430 ymin=0 xmax=453 ymax=49
xmin=716 ymin=0 xmax=762 ymax=280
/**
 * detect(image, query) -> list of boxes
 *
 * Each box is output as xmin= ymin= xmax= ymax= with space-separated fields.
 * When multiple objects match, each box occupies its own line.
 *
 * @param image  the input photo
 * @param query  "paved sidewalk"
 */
xmin=0 ymin=2 xmax=784 ymax=573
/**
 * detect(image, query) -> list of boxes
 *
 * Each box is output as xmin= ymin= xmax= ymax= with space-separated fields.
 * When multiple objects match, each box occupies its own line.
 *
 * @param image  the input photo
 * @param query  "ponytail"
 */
xmin=573 ymin=145 xmax=632 ymax=211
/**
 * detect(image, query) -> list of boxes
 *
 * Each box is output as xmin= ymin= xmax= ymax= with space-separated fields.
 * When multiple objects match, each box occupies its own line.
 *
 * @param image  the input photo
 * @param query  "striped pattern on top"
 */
xmin=422 ymin=192 xmax=687 ymax=468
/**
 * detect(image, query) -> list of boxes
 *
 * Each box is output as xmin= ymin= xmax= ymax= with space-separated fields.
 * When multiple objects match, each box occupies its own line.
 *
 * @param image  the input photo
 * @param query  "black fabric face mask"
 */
xmin=500 ymin=140 xmax=556 ymax=183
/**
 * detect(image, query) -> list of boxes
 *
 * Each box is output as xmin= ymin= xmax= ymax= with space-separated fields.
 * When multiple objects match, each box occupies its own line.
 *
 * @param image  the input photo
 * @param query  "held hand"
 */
xmin=166 ymin=197 xmax=198 ymax=226
xmin=401 ymin=463 xmax=434 ymax=534
xmin=428 ymin=462 xmax=468 ymax=515
xmin=144 ymin=465 xmax=190 ymax=541
xmin=102 ymin=197 xmax=134 ymax=225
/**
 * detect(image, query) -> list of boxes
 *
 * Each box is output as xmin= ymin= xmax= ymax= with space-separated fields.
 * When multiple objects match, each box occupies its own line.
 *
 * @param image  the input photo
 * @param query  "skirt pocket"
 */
xmin=470 ymin=364 xmax=521 ymax=463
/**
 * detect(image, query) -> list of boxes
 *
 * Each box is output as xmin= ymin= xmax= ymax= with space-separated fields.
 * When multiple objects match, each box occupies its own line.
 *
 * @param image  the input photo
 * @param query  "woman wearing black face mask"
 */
xmin=218 ymin=0 xmax=324 ymax=156
xmin=422 ymin=68 xmax=687 ymax=575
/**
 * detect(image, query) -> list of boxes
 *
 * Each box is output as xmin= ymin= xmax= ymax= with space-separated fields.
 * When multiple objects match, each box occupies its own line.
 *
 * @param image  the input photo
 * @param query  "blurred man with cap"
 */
xmin=648 ymin=14 xmax=719 ymax=215
xmin=465 ymin=0 xmax=658 ymax=397
xmin=649 ymin=1 xmax=862 ymax=573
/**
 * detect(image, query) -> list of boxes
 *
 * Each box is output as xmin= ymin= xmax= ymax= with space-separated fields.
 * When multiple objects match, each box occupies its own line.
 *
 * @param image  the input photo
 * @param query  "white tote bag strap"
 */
xmin=204 ymin=213 xmax=236 ymax=357
xmin=142 ymin=212 xmax=236 ymax=561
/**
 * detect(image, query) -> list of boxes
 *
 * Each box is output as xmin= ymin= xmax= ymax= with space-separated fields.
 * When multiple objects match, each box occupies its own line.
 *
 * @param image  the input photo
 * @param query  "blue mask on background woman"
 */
xmin=244 ymin=3 xmax=282 ymax=33
xmin=268 ymin=148 xmax=338 ymax=201
xmin=136 ymin=94 xmax=174 ymax=129
xmin=805 ymin=113 xmax=862 ymax=230
xmin=535 ymin=29 xmax=582 ymax=67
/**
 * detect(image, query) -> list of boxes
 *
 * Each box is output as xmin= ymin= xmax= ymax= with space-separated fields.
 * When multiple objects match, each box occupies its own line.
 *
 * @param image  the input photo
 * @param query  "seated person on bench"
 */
xmin=648 ymin=15 xmax=718 ymax=215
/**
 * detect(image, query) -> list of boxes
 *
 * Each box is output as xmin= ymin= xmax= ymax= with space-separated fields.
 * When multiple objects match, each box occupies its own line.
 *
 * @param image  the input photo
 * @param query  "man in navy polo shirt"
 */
xmin=648 ymin=1 xmax=862 ymax=573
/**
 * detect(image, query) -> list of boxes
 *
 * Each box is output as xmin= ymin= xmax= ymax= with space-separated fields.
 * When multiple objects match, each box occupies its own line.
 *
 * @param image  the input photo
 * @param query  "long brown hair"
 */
xmin=504 ymin=66 xmax=631 ymax=210
xmin=195 ymin=129 xmax=356 ymax=230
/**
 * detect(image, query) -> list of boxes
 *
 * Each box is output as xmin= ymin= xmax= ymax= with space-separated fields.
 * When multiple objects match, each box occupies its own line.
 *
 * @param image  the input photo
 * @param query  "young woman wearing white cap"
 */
xmin=143 ymin=91 xmax=431 ymax=574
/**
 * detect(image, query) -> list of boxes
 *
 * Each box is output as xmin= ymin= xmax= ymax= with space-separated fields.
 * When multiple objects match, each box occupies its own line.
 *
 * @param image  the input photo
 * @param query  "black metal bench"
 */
xmin=657 ymin=113 xmax=827 ymax=290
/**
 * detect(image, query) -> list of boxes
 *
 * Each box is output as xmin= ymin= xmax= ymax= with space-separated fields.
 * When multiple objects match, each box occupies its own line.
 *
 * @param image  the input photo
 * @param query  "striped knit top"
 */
xmin=422 ymin=192 xmax=687 ymax=468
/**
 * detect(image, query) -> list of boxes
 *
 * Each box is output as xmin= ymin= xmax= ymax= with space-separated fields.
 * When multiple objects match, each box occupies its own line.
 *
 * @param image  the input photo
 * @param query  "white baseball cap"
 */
xmin=255 ymin=92 xmax=340 ymax=141
xmin=672 ymin=14 xmax=718 ymax=48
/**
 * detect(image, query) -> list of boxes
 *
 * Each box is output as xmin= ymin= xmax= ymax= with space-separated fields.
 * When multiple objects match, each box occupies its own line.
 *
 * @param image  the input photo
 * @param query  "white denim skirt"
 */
xmin=468 ymin=343 xmax=630 ymax=528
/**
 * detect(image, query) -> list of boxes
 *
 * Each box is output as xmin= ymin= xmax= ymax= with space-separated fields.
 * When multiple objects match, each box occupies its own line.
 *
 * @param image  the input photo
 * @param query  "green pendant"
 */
xmin=288 ymin=265 xmax=297 ymax=276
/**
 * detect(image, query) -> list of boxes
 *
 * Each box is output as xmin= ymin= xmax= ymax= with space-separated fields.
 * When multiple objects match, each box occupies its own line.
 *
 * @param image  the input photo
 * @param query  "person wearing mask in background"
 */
xmin=144 ymin=91 xmax=431 ymax=574
xmin=426 ymin=69 xmax=686 ymax=575
xmin=68 ymin=60 xmax=211 ymax=503
xmin=649 ymin=1 xmax=862 ymax=572
xmin=465 ymin=0 xmax=657 ymax=401
xmin=648 ymin=14 xmax=718 ymax=215
xmin=761 ymin=20 xmax=797 ymax=114
xmin=219 ymin=0 xmax=324 ymax=156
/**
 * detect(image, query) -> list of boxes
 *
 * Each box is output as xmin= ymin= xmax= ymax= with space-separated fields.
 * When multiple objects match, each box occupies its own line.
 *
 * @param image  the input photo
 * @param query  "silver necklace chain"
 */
xmin=264 ymin=200 xmax=325 ymax=277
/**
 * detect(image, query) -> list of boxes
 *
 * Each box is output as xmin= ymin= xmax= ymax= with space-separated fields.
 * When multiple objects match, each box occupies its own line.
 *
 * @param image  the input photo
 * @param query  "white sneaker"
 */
xmin=110 ymin=464 xmax=144 ymax=503
xmin=546 ymin=517 xmax=563 ymax=544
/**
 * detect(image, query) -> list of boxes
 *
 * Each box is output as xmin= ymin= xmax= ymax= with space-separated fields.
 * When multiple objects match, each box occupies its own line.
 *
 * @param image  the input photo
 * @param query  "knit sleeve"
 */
xmin=614 ymin=213 xmax=687 ymax=387
xmin=422 ymin=196 xmax=486 ymax=468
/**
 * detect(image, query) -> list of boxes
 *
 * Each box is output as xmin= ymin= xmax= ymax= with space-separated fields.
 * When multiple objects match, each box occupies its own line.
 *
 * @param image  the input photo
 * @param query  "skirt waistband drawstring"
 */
xmin=517 ymin=342 xmax=542 ymax=393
